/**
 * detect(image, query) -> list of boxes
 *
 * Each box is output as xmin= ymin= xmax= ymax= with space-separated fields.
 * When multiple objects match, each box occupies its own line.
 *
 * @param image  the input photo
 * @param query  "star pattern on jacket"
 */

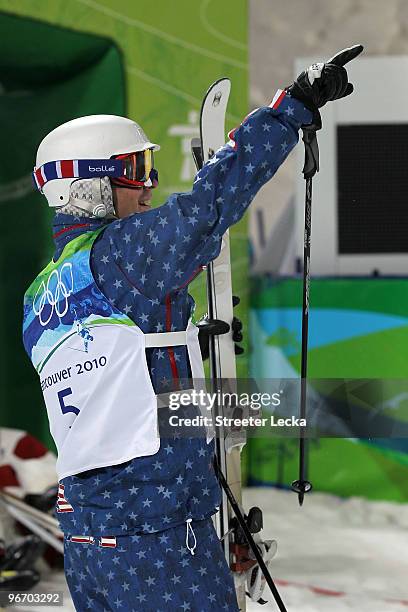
xmin=52 ymin=94 xmax=311 ymax=539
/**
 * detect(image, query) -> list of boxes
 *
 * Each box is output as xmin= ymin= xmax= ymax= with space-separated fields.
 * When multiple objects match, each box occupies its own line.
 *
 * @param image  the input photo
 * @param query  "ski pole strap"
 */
xmin=302 ymin=124 xmax=320 ymax=179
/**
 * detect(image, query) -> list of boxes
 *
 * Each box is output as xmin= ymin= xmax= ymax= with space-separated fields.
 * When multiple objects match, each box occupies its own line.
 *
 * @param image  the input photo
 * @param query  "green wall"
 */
xmin=249 ymin=277 xmax=408 ymax=502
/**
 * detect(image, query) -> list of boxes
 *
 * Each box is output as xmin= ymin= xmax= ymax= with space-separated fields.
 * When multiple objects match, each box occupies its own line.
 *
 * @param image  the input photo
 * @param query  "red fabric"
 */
xmin=175 ymin=266 xmax=203 ymax=292
xmin=71 ymin=537 xmax=94 ymax=544
xmin=56 ymin=483 xmax=74 ymax=513
xmin=100 ymin=537 xmax=117 ymax=548
xmin=165 ymin=294 xmax=180 ymax=388
xmin=53 ymin=224 xmax=90 ymax=239
xmin=14 ymin=434 xmax=48 ymax=460
xmin=272 ymin=90 xmax=286 ymax=109
xmin=111 ymin=176 xmax=145 ymax=188
xmin=276 ymin=579 xmax=408 ymax=605
xmin=0 ymin=464 xmax=19 ymax=488
xmin=227 ymin=127 xmax=237 ymax=141
xmin=60 ymin=159 xmax=74 ymax=177
xmin=228 ymin=109 xmax=258 ymax=149
xmin=35 ymin=168 xmax=45 ymax=188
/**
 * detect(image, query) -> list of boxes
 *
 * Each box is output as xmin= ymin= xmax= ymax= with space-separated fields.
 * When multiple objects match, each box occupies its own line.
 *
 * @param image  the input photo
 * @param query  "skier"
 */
xmin=74 ymin=319 xmax=94 ymax=354
xmin=23 ymin=50 xmax=359 ymax=611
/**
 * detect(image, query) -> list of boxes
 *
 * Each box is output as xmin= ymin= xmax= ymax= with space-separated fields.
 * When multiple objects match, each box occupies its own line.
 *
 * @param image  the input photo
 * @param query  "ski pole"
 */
xmin=291 ymin=123 xmax=320 ymax=506
xmin=214 ymin=456 xmax=288 ymax=612
xmin=290 ymin=45 xmax=363 ymax=506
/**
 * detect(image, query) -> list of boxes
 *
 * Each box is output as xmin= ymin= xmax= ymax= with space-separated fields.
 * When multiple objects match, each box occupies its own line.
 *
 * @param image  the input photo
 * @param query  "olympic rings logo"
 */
xmin=33 ymin=263 xmax=74 ymax=327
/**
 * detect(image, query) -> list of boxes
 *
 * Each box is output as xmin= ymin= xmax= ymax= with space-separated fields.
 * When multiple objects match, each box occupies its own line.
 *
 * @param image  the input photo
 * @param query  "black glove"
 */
xmin=197 ymin=295 xmax=244 ymax=361
xmin=286 ymin=44 xmax=363 ymax=125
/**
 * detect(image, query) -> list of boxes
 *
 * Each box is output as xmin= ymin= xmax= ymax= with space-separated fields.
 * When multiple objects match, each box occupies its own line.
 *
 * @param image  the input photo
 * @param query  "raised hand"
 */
xmin=286 ymin=44 xmax=364 ymax=121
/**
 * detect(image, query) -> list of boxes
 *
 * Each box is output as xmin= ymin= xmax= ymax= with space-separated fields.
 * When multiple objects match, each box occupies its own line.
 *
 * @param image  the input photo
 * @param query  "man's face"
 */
xmin=112 ymin=186 xmax=153 ymax=219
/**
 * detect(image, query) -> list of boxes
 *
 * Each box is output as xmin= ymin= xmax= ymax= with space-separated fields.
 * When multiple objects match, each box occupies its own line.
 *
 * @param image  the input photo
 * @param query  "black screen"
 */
xmin=337 ymin=124 xmax=408 ymax=254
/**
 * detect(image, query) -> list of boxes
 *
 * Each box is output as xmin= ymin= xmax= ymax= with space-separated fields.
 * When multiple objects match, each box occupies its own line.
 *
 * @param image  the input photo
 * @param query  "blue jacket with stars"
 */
xmin=53 ymin=92 xmax=311 ymax=537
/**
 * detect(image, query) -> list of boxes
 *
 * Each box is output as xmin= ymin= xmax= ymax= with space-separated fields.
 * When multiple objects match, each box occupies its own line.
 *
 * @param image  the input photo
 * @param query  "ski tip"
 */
xmin=204 ymin=77 xmax=231 ymax=98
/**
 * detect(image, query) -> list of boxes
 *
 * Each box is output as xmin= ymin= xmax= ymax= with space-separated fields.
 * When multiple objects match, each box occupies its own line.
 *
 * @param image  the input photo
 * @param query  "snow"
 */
xmin=9 ymin=488 xmax=408 ymax=611
xmin=245 ymin=488 xmax=408 ymax=612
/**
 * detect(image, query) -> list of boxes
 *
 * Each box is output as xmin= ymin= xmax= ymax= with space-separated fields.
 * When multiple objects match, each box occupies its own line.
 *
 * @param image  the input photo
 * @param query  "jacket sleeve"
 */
xmin=94 ymin=91 xmax=312 ymax=299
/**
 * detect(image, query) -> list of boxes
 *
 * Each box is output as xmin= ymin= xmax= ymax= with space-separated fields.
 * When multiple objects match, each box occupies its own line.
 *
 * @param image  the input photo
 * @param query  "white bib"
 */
xmin=40 ymin=320 xmax=208 ymax=480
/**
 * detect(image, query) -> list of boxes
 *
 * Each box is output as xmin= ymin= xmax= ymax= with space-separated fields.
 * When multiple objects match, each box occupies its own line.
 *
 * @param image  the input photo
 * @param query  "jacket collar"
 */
xmin=52 ymin=212 xmax=111 ymax=259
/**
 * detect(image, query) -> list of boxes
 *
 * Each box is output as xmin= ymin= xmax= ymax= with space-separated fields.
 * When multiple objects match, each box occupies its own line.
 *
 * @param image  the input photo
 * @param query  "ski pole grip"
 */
xmin=301 ymin=125 xmax=320 ymax=179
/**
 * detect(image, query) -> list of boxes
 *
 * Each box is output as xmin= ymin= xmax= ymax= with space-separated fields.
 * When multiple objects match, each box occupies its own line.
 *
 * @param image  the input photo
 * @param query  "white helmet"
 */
xmin=34 ymin=114 xmax=160 ymax=208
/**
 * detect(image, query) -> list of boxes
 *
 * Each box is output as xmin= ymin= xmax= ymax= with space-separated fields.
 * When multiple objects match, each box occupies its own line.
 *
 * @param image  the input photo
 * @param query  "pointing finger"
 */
xmin=329 ymin=44 xmax=364 ymax=67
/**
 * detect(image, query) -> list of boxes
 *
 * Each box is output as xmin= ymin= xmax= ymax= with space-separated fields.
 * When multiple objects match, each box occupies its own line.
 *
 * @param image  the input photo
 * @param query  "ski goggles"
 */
xmin=110 ymin=150 xmax=158 ymax=188
xmin=33 ymin=149 xmax=158 ymax=192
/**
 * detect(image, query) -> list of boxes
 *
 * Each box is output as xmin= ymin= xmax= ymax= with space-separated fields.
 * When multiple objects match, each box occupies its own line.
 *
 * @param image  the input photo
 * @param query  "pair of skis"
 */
xmin=192 ymin=79 xmax=288 ymax=612
xmin=0 ymin=490 xmax=63 ymax=554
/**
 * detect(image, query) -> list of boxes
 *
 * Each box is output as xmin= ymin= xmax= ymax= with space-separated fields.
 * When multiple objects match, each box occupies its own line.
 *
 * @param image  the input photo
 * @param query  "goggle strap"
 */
xmin=33 ymin=154 xmax=158 ymax=192
xmin=32 ymin=158 xmax=125 ymax=191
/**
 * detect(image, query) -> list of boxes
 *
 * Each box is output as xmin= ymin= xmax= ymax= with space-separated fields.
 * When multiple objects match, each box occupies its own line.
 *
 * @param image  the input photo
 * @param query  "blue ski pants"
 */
xmin=64 ymin=517 xmax=239 ymax=611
